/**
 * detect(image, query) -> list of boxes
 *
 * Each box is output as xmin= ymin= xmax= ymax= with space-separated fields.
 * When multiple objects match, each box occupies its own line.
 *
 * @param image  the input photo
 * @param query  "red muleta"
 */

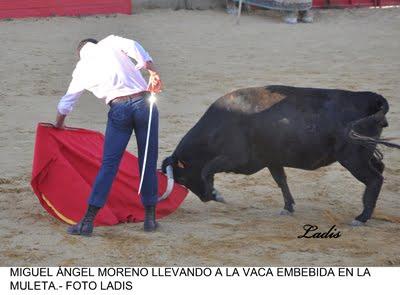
xmin=31 ymin=123 xmax=188 ymax=226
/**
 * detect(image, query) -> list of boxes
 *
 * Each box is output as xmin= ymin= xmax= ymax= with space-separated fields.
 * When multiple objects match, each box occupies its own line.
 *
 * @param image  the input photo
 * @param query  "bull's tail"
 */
xmin=348 ymin=130 xmax=400 ymax=160
xmin=347 ymin=101 xmax=400 ymax=160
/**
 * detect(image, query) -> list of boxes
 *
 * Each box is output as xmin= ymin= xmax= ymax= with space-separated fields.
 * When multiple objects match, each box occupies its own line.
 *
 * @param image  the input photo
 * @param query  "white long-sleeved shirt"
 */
xmin=57 ymin=35 xmax=153 ymax=115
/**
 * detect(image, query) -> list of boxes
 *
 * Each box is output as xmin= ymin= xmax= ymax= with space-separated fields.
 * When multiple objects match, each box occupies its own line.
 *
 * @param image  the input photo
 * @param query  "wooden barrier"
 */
xmin=313 ymin=0 xmax=400 ymax=8
xmin=0 ymin=0 xmax=131 ymax=19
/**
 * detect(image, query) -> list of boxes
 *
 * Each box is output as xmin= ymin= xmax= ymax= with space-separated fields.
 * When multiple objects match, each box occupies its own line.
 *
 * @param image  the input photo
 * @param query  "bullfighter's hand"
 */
xmin=148 ymin=72 xmax=162 ymax=93
xmin=55 ymin=112 xmax=66 ymax=129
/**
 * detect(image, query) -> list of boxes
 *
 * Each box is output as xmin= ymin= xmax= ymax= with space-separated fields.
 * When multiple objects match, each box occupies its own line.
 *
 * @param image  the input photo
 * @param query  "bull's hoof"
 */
xmin=351 ymin=220 xmax=366 ymax=227
xmin=214 ymin=194 xmax=226 ymax=203
xmin=212 ymin=189 xmax=226 ymax=203
xmin=280 ymin=209 xmax=293 ymax=216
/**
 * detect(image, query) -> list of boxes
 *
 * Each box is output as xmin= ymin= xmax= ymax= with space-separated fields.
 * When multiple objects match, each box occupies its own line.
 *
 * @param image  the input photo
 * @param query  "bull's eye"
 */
xmin=177 ymin=160 xmax=185 ymax=169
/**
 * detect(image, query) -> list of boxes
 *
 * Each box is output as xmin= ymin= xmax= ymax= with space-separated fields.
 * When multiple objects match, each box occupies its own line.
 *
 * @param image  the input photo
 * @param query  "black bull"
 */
xmin=162 ymin=85 xmax=400 ymax=225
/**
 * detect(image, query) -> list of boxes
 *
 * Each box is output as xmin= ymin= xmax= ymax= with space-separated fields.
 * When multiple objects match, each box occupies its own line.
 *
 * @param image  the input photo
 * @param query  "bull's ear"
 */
xmin=177 ymin=160 xmax=186 ymax=168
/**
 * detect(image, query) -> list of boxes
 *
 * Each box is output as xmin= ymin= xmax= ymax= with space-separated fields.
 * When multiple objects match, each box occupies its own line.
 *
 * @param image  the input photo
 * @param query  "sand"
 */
xmin=0 ymin=8 xmax=399 ymax=266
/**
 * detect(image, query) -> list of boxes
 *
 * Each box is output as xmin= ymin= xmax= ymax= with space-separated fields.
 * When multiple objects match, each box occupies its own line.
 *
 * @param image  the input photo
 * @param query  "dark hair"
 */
xmin=77 ymin=38 xmax=98 ymax=51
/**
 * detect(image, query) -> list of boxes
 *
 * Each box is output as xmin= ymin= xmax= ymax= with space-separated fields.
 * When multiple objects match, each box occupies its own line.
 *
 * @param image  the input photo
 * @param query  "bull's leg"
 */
xmin=201 ymin=156 xmax=235 ymax=203
xmin=337 ymin=149 xmax=383 ymax=225
xmin=268 ymin=166 xmax=295 ymax=214
xmin=370 ymin=155 xmax=385 ymax=174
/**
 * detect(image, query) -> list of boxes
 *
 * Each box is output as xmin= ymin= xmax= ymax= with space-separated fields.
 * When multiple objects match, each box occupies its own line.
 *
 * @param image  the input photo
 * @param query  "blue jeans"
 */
xmin=88 ymin=95 xmax=159 ymax=207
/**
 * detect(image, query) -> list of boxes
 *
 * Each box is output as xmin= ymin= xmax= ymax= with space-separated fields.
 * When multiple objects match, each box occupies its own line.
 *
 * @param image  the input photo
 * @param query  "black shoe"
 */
xmin=67 ymin=205 xmax=100 ymax=236
xmin=67 ymin=221 xmax=94 ymax=236
xmin=143 ymin=205 xmax=159 ymax=232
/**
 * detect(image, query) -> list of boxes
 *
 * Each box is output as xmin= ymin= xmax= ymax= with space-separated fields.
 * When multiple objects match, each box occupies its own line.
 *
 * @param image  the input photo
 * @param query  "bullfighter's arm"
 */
xmin=55 ymin=70 xmax=85 ymax=128
xmin=110 ymin=35 xmax=153 ymax=70
xmin=110 ymin=35 xmax=162 ymax=93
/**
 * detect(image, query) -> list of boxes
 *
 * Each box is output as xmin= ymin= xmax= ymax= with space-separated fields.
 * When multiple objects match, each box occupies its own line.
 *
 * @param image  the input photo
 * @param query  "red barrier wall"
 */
xmin=313 ymin=0 xmax=400 ymax=8
xmin=0 ymin=0 xmax=131 ymax=19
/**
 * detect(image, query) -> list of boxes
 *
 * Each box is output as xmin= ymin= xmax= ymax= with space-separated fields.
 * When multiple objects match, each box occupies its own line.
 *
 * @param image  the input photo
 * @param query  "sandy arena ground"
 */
xmin=0 ymin=8 xmax=399 ymax=266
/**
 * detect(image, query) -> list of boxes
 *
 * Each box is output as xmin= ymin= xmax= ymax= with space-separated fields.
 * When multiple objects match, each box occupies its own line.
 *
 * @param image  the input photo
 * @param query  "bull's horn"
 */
xmin=159 ymin=165 xmax=174 ymax=201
